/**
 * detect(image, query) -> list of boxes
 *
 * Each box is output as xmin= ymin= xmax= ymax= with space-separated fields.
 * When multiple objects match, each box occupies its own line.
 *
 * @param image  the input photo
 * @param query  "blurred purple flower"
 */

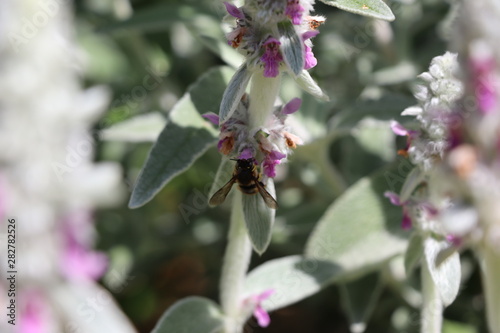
xmin=238 ymin=148 xmax=254 ymax=159
xmin=247 ymin=289 xmax=275 ymax=327
xmin=470 ymin=55 xmax=497 ymax=114
xmin=202 ymin=112 xmax=220 ymax=126
xmin=60 ymin=212 xmax=108 ymax=281
xmin=263 ymin=151 xmax=286 ymax=178
xmin=224 ymin=1 xmax=245 ymax=19
xmin=19 ymin=290 xmax=50 ymax=333
xmin=286 ymin=0 xmax=305 ymax=25
xmin=303 ymin=30 xmax=319 ymax=70
xmin=282 ymin=98 xmax=302 ymax=115
xmin=384 ymin=191 xmax=412 ymax=230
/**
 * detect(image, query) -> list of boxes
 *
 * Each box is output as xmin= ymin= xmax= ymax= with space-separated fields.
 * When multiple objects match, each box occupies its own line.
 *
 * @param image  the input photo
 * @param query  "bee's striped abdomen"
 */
xmin=238 ymin=183 xmax=258 ymax=195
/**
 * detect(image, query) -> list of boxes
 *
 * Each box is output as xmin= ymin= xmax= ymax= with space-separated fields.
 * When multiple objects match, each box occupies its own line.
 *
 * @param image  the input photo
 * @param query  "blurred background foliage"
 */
xmin=74 ymin=0 xmax=485 ymax=331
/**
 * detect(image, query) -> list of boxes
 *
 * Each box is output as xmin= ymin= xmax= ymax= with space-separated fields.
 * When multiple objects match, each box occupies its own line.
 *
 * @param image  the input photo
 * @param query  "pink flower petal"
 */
xmin=223 ymin=2 xmax=244 ymax=19
xmin=446 ymin=234 xmax=463 ymax=247
xmin=254 ymin=305 xmax=271 ymax=327
xmin=282 ymin=98 xmax=302 ymax=115
xmin=269 ymin=150 xmax=287 ymax=161
xmin=390 ymin=120 xmax=409 ymax=136
xmin=19 ymin=291 xmax=51 ymax=333
xmin=302 ymin=30 xmax=320 ymax=41
xmin=202 ymin=112 xmax=220 ymax=126
xmin=256 ymin=288 xmax=275 ymax=301
xmin=261 ymin=38 xmax=283 ymax=78
xmin=238 ymin=148 xmax=254 ymax=159
xmin=285 ymin=0 xmax=305 ymax=25
xmin=61 ymin=245 xmax=108 ymax=281
xmin=401 ymin=208 xmax=412 ymax=230
xmin=304 ymin=44 xmax=317 ymax=70
xmin=384 ymin=191 xmax=402 ymax=206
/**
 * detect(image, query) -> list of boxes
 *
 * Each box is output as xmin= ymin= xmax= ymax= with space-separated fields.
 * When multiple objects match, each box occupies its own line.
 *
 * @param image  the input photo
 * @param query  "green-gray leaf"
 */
xmin=352 ymin=118 xmax=396 ymax=162
xmin=129 ymin=96 xmax=217 ymax=208
xmin=305 ymin=166 xmax=409 ymax=280
xmin=100 ymin=112 xmax=167 ymax=142
xmin=51 ymin=283 xmax=137 ymax=333
xmin=98 ymin=4 xmax=211 ymax=33
xmin=242 ymin=179 xmax=276 ymax=254
xmin=278 ymin=21 xmax=304 ymax=76
xmin=293 ymin=70 xmax=329 ymax=101
xmin=244 ymin=255 xmax=343 ymax=311
xmin=151 ymin=297 xmax=224 ymax=333
xmin=423 ymin=237 xmax=461 ymax=307
xmin=404 ymin=233 xmax=423 ymax=277
xmin=339 ymin=272 xmax=383 ymax=333
xmin=190 ymin=66 xmax=236 ymax=114
xmin=129 ymin=67 xmax=234 ymax=208
xmin=399 ymin=167 xmax=424 ymax=202
xmin=219 ymin=63 xmax=252 ymax=123
xmin=319 ymin=0 xmax=395 ymax=21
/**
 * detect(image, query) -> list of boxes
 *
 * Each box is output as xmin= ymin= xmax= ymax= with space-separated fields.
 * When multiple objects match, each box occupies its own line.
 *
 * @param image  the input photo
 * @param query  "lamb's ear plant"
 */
xmin=384 ymin=0 xmax=500 ymax=331
xmin=127 ymin=1 xmax=398 ymax=332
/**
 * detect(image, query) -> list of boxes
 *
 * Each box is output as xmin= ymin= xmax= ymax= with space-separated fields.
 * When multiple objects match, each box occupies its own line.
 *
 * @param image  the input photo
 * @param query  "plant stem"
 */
xmin=248 ymin=72 xmax=281 ymax=130
xmin=481 ymin=245 xmax=500 ymax=333
xmin=220 ymin=191 xmax=252 ymax=333
xmin=421 ymin=258 xmax=442 ymax=333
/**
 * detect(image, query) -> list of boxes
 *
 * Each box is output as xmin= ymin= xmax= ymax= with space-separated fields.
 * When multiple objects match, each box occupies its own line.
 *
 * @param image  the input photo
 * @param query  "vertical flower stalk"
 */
xmin=386 ymin=52 xmax=463 ymax=333
xmin=207 ymin=0 xmax=326 ymax=331
xmin=421 ymin=259 xmax=442 ymax=333
xmin=219 ymin=192 xmax=252 ymax=333
xmin=248 ymin=73 xmax=281 ymax=130
xmin=0 ymin=1 xmax=135 ymax=332
xmin=436 ymin=2 xmax=500 ymax=332
xmin=481 ymin=246 xmax=500 ymax=333
xmin=390 ymin=1 xmax=500 ymax=332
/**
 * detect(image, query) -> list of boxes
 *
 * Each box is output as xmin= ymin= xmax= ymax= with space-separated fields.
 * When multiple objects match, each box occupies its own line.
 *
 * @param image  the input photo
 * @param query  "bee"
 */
xmin=209 ymin=159 xmax=278 ymax=209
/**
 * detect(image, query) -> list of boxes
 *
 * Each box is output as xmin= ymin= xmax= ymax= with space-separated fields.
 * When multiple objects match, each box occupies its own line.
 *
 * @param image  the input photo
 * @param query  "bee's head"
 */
xmin=233 ymin=158 xmax=254 ymax=171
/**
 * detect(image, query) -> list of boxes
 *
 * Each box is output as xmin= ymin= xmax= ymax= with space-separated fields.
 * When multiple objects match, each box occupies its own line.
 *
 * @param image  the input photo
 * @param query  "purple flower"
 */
xmin=263 ymin=151 xmax=286 ymax=178
xmin=238 ymin=147 xmax=254 ymax=159
xmin=390 ymin=120 xmax=413 ymax=137
xmin=401 ymin=208 xmax=412 ymax=230
xmin=302 ymin=30 xmax=319 ymax=70
xmin=261 ymin=37 xmax=283 ymax=78
xmin=60 ymin=212 xmax=108 ymax=281
xmin=223 ymin=1 xmax=245 ymax=19
xmin=61 ymin=241 xmax=108 ymax=281
xmin=286 ymin=0 xmax=305 ymax=25
xmin=269 ymin=150 xmax=287 ymax=160
xmin=282 ymin=98 xmax=302 ymax=115
xmin=446 ymin=234 xmax=463 ymax=247
xmin=384 ymin=191 xmax=403 ymax=206
xmin=245 ymin=289 xmax=275 ymax=327
xmin=384 ymin=191 xmax=412 ymax=230
xmin=470 ymin=55 xmax=497 ymax=114
xmin=202 ymin=112 xmax=220 ymax=126
xmin=304 ymin=44 xmax=317 ymax=70
xmin=19 ymin=290 xmax=50 ymax=333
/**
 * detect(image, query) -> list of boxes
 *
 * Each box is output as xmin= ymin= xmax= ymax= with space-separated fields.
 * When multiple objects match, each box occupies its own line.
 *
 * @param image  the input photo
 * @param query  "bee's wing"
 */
xmin=256 ymin=181 xmax=279 ymax=209
xmin=209 ymin=177 xmax=236 ymax=206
